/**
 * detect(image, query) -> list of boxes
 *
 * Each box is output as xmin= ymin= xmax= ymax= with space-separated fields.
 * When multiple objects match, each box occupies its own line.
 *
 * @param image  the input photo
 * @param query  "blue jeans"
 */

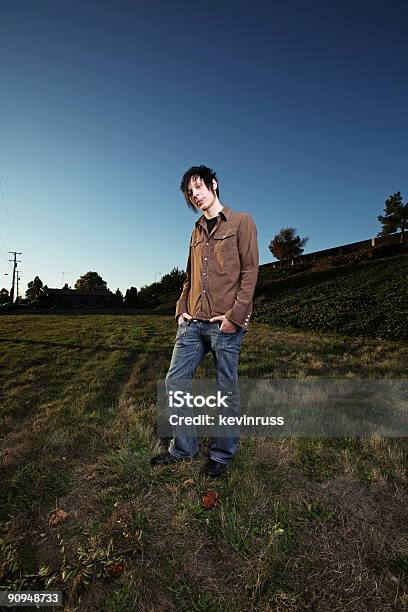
xmin=166 ymin=319 xmax=246 ymax=464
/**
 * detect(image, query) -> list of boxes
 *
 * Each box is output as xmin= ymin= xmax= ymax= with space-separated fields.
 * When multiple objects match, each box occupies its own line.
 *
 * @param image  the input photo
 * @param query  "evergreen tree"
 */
xmin=377 ymin=191 xmax=408 ymax=244
xmin=26 ymin=276 xmax=43 ymax=301
xmin=124 ymin=287 xmax=138 ymax=308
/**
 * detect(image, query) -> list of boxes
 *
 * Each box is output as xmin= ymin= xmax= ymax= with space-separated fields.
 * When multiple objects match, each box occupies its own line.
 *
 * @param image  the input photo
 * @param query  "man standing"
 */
xmin=151 ymin=165 xmax=259 ymax=477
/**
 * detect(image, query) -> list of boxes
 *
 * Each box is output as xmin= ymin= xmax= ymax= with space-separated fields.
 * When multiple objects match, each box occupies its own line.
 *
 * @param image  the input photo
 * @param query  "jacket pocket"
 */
xmin=213 ymin=229 xmax=237 ymax=254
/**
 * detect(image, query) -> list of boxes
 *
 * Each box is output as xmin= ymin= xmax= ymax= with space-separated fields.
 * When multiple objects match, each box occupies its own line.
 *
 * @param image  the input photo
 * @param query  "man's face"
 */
xmin=187 ymin=176 xmax=217 ymax=212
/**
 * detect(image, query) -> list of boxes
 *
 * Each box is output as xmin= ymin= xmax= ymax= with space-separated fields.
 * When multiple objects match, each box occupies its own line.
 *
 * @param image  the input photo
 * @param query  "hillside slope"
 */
xmin=254 ymin=254 xmax=408 ymax=341
xmin=154 ymin=252 xmax=408 ymax=341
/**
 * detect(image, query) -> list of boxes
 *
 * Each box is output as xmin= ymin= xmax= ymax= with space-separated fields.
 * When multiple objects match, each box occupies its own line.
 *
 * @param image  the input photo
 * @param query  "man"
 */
xmin=150 ymin=165 xmax=259 ymax=477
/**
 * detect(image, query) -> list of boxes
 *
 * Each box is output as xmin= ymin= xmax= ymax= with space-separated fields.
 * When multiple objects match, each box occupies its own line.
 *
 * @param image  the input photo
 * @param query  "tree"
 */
xmin=159 ymin=267 xmax=186 ymax=293
xmin=115 ymin=288 xmax=124 ymax=308
xmin=269 ymin=227 xmax=309 ymax=264
xmin=0 ymin=288 xmax=9 ymax=304
xmin=26 ymin=276 xmax=43 ymax=301
xmin=138 ymin=283 xmax=160 ymax=307
xmin=124 ymin=287 xmax=138 ymax=308
xmin=377 ymin=191 xmax=408 ymax=244
xmin=75 ymin=271 xmax=107 ymax=291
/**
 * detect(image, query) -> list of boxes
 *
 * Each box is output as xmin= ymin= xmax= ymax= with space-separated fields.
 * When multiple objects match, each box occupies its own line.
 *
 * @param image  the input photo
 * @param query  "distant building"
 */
xmin=266 ymin=231 xmax=405 ymax=270
xmin=37 ymin=284 xmax=120 ymax=308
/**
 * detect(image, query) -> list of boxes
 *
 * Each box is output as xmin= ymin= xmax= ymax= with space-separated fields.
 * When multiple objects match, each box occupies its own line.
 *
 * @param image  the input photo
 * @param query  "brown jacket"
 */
xmin=175 ymin=206 xmax=259 ymax=328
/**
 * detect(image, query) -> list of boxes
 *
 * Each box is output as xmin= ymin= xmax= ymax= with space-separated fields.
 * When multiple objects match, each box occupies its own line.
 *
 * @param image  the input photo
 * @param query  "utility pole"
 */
xmin=61 ymin=272 xmax=72 ymax=287
xmin=8 ymin=251 xmax=22 ymax=303
xmin=16 ymin=271 xmax=22 ymax=303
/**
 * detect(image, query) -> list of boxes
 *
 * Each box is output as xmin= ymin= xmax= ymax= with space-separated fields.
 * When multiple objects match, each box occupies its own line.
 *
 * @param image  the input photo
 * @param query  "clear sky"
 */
xmin=0 ymin=0 xmax=407 ymax=296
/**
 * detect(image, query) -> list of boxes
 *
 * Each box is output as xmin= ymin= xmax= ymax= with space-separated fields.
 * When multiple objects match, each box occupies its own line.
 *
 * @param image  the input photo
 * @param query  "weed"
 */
xmin=303 ymin=500 xmax=336 ymax=522
xmin=171 ymin=579 xmax=221 ymax=612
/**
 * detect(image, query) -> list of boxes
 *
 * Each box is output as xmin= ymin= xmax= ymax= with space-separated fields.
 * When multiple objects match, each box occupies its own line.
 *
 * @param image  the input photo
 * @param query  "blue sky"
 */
xmin=1 ymin=0 xmax=407 ymax=296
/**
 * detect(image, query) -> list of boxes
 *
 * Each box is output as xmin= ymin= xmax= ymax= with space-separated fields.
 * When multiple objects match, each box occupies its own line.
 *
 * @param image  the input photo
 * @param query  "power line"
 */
xmin=0 ymin=242 xmax=11 ymax=267
xmin=0 ymin=173 xmax=14 ymax=267
xmin=0 ymin=174 xmax=14 ymax=236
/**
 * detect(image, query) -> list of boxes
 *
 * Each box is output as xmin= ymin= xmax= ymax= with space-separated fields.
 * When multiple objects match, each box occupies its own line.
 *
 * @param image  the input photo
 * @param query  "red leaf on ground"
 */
xmin=201 ymin=491 xmax=219 ymax=510
xmin=107 ymin=562 xmax=124 ymax=575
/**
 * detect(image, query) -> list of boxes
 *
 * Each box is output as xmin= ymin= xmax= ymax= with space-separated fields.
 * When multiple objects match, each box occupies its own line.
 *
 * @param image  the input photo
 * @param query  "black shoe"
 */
xmin=200 ymin=458 xmax=229 ymax=478
xmin=150 ymin=451 xmax=192 ymax=467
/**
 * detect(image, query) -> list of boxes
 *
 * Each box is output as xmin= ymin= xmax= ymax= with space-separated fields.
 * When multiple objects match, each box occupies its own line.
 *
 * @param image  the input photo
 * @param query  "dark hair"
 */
xmin=180 ymin=165 xmax=220 ymax=213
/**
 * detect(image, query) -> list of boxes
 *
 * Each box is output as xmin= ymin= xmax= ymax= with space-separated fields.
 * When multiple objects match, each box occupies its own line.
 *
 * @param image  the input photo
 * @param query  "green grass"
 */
xmin=1 ymin=313 xmax=408 ymax=610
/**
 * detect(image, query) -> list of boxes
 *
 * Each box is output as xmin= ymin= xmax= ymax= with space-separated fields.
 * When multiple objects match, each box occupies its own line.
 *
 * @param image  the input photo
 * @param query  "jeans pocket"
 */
xmin=176 ymin=320 xmax=189 ymax=339
xmin=218 ymin=322 xmax=236 ymax=334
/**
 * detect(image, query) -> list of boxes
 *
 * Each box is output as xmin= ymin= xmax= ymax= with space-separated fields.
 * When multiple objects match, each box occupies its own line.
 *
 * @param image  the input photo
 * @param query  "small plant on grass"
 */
xmin=0 ymin=531 xmax=142 ymax=607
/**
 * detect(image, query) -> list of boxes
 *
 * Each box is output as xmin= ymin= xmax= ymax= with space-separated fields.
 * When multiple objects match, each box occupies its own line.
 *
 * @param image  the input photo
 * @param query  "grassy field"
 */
xmin=1 ymin=314 xmax=408 ymax=611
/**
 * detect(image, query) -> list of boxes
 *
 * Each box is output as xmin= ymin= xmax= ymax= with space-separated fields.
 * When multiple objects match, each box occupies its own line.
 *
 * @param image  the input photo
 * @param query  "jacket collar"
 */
xmin=195 ymin=205 xmax=232 ymax=227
